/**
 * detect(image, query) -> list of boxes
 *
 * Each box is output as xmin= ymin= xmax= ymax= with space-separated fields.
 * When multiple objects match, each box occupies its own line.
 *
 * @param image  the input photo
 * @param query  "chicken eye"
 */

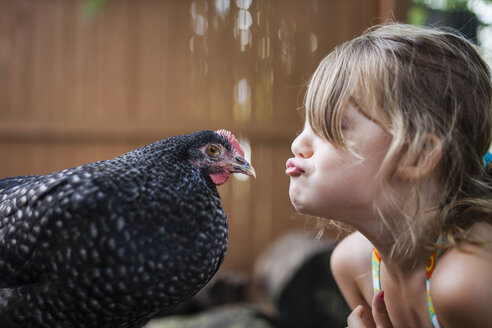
xmin=207 ymin=145 xmax=221 ymax=157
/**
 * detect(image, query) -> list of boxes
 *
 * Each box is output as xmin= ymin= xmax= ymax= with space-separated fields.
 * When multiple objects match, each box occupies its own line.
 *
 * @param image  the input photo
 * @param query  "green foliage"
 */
xmin=408 ymin=5 xmax=428 ymax=25
xmin=84 ymin=0 xmax=108 ymax=19
xmin=412 ymin=0 xmax=478 ymax=11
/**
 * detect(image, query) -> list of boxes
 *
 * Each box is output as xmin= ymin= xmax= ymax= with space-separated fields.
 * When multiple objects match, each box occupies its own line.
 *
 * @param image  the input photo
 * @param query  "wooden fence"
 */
xmin=0 ymin=0 xmax=407 ymax=273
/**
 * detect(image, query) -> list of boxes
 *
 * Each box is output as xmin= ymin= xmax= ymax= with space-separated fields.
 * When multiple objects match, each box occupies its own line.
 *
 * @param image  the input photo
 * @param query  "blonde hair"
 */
xmin=305 ymin=23 xmax=492 ymax=262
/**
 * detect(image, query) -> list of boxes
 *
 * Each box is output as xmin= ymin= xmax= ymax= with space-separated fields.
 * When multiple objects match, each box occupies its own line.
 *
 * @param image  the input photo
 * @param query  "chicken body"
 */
xmin=0 ymin=130 xmax=254 ymax=327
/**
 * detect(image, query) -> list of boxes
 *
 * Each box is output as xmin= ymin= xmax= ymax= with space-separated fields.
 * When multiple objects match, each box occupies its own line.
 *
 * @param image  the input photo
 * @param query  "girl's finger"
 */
xmin=347 ymin=305 xmax=366 ymax=327
xmin=372 ymin=290 xmax=394 ymax=328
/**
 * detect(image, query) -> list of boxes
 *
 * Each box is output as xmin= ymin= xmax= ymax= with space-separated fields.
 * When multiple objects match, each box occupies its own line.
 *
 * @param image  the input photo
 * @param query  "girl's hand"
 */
xmin=346 ymin=290 xmax=394 ymax=328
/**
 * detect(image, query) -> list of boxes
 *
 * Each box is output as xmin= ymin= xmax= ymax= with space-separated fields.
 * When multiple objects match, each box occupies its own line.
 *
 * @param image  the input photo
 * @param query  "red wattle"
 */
xmin=210 ymin=171 xmax=230 ymax=186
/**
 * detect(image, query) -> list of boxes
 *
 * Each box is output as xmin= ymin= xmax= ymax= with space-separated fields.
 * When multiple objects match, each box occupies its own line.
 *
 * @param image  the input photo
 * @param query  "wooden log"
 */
xmin=145 ymin=305 xmax=277 ymax=328
xmin=253 ymin=232 xmax=351 ymax=328
xmin=167 ymin=269 xmax=250 ymax=315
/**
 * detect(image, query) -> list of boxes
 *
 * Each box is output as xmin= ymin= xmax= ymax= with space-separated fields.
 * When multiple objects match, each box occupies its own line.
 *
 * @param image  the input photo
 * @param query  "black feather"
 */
xmin=0 ymin=130 xmax=230 ymax=327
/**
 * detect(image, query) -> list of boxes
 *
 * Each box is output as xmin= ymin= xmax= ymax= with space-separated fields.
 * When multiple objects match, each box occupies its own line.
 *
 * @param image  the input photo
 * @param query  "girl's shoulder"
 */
xmin=330 ymin=231 xmax=374 ymax=308
xmin=431 ymin=222 xmax=492 ymax=328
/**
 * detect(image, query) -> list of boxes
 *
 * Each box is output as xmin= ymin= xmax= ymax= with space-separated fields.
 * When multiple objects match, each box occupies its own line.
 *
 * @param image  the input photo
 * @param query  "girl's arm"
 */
xmin=331 ymin=231 xmax=376 ymax=328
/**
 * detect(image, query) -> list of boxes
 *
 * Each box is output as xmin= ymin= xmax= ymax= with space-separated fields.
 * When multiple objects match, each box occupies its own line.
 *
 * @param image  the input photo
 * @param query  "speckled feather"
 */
xmin=0 ymin=130 xmax=233 ymax=327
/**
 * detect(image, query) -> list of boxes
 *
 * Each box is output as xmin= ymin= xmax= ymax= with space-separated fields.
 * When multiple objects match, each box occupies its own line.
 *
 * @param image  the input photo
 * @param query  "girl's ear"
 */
xmin=397 ymin=134 xmax=442 ymax=180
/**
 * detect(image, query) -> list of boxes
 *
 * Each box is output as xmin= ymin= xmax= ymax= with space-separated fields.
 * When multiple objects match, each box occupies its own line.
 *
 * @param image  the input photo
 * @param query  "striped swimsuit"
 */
xmin=372 ymin=248 xmax=441 ymax=328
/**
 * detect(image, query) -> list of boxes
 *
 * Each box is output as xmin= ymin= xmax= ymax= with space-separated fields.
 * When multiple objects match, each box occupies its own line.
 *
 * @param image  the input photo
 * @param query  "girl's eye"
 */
xmin=207 ymin=145 xmax=221 ymax=156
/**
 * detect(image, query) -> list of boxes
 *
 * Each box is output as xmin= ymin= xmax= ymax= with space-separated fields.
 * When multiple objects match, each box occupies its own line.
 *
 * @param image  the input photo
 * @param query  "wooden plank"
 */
xmin=97 ymin=0 xmax=131 ymax=123
xmin=133 ymin=0 xmax=171 ymax=123
xmin=165 ymin=1 xmax=189 ymax=124
xmin=56 ymin=0 xmax=77 ymax=122
xmin=254 ymin=0 xmax=275 ymax=125
xmin=73 ymin=0 xmax=102 ymax=123
xmin=252 ymin=143 xmax=274 ymax=254
xmin=187 ymin=0 xmax=210 ymax=122
xmin=0 ymin=0 xmax=13 ymax=121
xmin=378 ymin=0 xmax=410 ymax=22
xmin=225 ymin=177 xmax=254 ymax=272
xmin=30 ymin=0 xmax=57 ymax=123
xmin=7 ymin=0 xmax=35 ymax=121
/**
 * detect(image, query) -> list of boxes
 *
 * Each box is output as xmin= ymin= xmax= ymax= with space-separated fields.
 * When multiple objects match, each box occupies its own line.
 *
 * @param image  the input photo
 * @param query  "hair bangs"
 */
xmin=304 ymin=41 xmax=374 ymax=148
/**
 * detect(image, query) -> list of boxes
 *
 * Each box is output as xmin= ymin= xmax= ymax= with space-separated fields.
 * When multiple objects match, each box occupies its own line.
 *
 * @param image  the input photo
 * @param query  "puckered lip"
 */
xmin=285 ymin=158 xmax=305 ymax=177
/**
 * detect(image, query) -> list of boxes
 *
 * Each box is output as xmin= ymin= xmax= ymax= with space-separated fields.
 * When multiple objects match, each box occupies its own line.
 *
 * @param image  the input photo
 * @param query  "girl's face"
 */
xmin=287 ymin=103 xmax=392 ymax=223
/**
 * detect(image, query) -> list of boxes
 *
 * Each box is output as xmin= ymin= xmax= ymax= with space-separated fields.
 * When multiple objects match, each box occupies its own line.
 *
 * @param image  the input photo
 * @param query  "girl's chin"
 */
xmin=289 ymin=191 xmax=325 ymax=217
xmin=289 ymin=188 xmax=309 ymax=214
xmin=289 ymin=194 xmax=300 ymax=212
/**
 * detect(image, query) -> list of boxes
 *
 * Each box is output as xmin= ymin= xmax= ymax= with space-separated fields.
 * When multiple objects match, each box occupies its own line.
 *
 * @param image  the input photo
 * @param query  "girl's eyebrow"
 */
xmin=349 ymin=99 xmax=370 ymax=119
xmin=349 ymin=98 xmax=384 ymax=126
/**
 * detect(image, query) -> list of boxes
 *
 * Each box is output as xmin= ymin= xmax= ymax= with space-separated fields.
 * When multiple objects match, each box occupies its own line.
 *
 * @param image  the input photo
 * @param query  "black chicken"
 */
xmin=0 ymin=129 xmax=255 ymax=328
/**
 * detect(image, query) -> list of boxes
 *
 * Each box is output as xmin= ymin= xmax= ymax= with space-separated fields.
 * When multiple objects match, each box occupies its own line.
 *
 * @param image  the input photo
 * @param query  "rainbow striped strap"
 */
xmin=372 ymin=248 xmax=381 ymax=292
xmin=372 ymin=247 xmax=441 ymax=328
xmin=426 ymin=249 xmax=442 ymax=328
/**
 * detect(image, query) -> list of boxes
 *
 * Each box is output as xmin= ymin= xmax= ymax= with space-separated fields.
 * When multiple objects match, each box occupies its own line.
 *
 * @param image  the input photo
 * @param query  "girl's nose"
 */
xmin=291 ymin=129 xmax=314 ymax=159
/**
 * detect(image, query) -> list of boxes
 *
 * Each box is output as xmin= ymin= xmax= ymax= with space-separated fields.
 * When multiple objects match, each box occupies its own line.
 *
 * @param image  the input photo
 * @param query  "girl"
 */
xmin=286 ymin=23 xmax=492 ymax=328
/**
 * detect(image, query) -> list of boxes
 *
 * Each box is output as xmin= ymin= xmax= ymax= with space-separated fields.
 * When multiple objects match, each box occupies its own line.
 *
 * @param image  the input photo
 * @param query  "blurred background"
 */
xmin=0 ymin=0 xmax=490 ymax=327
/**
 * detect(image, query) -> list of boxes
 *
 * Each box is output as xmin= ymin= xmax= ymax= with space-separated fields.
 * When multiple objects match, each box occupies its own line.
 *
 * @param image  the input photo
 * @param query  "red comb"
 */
xmin=215 ymin=129 xmax=244 ymax=158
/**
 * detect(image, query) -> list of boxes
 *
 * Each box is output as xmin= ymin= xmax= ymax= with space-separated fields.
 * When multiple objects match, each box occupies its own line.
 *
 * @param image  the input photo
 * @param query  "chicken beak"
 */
xmin=230 ymin=156 xmax=256 ymax=178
